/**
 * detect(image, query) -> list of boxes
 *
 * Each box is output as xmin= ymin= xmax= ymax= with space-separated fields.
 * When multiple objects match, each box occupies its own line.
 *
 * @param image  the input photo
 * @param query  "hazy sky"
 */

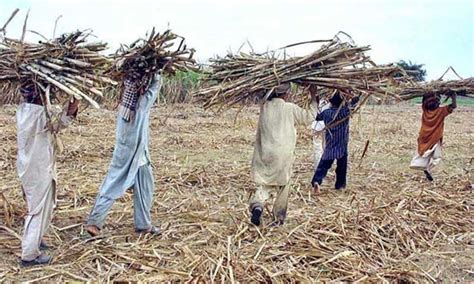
xmin=1 ymin=0 xmax=473 ymax=80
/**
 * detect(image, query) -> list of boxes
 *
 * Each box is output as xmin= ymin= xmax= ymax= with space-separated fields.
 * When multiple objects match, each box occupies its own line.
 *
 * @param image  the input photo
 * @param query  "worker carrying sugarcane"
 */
xmin=409 ymin=91 xmax=459 ymax=181
xmin=17 ymin=80 xmax=79 ymax=267
xmin=311 ymin=91 xmax=359 ymax=193
xmin=249 ymin=83 xmax=318 ymax=226
xmin=86 ymin=73 xmax=162 ymax=237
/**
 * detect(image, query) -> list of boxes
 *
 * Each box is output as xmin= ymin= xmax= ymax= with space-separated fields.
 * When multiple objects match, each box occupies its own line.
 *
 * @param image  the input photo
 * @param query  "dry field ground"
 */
xmin=0 ymin=103 xmax=473 ymax=282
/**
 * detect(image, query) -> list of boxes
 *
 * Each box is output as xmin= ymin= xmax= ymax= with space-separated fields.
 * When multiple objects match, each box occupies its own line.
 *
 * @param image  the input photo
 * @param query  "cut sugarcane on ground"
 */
xmin=196 ymin=35 xmax=405 ymax=110
xmin=0 ymin=103 xmax=472 ymax=282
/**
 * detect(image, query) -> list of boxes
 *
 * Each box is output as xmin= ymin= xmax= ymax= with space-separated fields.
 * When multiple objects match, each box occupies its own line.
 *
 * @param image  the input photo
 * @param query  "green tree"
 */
xmin=395 ymin=60 xmax=427 ymax=81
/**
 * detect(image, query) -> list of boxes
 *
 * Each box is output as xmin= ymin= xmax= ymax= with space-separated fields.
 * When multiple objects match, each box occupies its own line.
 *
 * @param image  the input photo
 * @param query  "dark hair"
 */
xmin=20 ymin=80 xmax=40 ymax=103
xmin=329 ymin=91 xmax=343 ymax=107
xmin=422 ymin=92 xmax=433 ymax=103
xmin=422 ymin=93 xmax=440 ymax=110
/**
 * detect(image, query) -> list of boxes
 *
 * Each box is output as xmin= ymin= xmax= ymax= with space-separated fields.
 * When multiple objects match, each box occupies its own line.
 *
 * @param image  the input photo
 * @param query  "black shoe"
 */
xmin=424 ymin=170 xmax=434 ymax=182
xmin=251 ymin=207 xmax=263 ymax=226
xmin=39 ymin=240 xmax=50 ymax=251
xmin=21 ymin=254 xmax=52 ymax=267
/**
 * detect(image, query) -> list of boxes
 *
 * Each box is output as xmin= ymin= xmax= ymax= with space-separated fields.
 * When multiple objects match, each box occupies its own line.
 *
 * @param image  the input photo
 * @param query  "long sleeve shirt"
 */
xmin=251 ymin=98 xmax=317 ymax=185
xmin=316 ymin=106 xmax=351 ymax=160
xmin=16 ymin=102 xmax=75 ymax=214
xmin=311 ymin=100 xmax=330 ymax=132
xmin=316 ymin=97 xmax=359 ymax=160
xmin=97 ymin=75 xmax=162 ymax=200
xmin=417 ymin=105 xmax=453 ymax=155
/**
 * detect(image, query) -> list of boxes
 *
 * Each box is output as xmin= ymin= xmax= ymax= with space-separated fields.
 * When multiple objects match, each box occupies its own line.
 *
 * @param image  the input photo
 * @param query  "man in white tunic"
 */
xmin=17 ymin=82 xmax=78 ymax=266
xmin=250 ymin=83 xmax=317 ymax=226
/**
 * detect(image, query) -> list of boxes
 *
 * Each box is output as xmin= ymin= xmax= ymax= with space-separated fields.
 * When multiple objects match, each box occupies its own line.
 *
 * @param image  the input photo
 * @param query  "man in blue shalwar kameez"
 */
xmin=86 ymin=73 xmax=162 ymax=236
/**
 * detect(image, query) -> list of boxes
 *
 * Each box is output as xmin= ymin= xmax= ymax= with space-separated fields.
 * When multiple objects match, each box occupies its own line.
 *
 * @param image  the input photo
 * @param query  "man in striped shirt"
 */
xmin=311 ymin=91 xmax=358 ymax=193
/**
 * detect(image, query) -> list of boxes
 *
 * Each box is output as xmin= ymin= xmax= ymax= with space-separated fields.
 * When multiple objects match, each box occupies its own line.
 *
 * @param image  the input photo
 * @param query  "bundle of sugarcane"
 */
xmin=0 ymin=30 xmax=116 ymax=107
xmin=196 ymin=37 xmax=404 ymax=110
xmin=108 ymin=28 xmax=197 ymax=97
xmin=397 ymin=77 xmax=474 ymax=100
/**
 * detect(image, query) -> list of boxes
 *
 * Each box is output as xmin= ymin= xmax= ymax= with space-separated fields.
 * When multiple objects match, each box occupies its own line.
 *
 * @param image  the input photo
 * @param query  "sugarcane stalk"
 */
xmin=23 ymin=64 xmax=100 ymax=109
xmin=23 ymin=64 xmax=82 ymax=100
xmin=61 ymin=76 xmax=103 ymax=97
xmin=38 ymin=84 xmax=64 ymax=154
xmin=0 ymin=8 xmax=19 ymax=33
xmin=63 ymin=57 xmax=92 ymax=68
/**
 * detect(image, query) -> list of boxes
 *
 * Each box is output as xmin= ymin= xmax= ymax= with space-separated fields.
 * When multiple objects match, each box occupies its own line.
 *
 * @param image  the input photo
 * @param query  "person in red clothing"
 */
xmin=409 ymin=91 xmax=459 ymax=181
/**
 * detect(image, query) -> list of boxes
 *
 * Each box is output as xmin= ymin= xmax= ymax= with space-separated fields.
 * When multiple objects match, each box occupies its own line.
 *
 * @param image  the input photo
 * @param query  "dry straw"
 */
xmin=196 ymin=32 xmax=405 ymax=111
xmin=0 ymin=105 xmax=472 ymax=282
xmin=0 ymin=10 xmax=115 ymax=107
xmin=108 ymin=28 xmax=197 ymax=100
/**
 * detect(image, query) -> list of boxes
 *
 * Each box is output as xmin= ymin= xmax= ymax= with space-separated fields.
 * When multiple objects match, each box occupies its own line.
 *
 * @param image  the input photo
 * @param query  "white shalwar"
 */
xmin=16 ymin=103 xmax=72 ymax=261
xmin=410 ymin=142 xmax=442 ymax=171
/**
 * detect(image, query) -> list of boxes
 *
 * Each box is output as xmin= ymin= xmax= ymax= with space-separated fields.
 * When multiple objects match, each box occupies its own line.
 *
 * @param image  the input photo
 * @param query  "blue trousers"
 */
xmin=311 ymin=154 xmax=348 ymax=189
xmin=87 ymin=164 xmax=154 ymax=230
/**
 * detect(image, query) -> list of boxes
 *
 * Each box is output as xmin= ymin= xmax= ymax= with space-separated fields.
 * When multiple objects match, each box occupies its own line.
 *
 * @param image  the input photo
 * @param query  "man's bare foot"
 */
xmin=313 ymin=183 xmax=321 ymax=194
xmin=85 ymin=225 xmax=100 ymax=237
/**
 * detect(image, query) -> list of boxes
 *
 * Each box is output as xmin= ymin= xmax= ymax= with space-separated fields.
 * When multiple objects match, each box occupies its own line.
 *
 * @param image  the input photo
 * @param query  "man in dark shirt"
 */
xmin=311 ymin=91 xmax=358 ymax=193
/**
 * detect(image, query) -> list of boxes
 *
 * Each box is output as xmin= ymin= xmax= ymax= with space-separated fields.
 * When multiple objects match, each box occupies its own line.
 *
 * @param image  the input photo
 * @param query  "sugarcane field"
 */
xmin=0 ymin=1 xmax=473 ymax=282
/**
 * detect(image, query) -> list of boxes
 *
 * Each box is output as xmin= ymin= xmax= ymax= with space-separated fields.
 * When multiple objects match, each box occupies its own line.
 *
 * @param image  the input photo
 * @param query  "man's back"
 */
xmin=258 ymin=98 xmax=298 ymax=149
xmin=318 ymin=106 xmax=351 ymax=160
xmin=416 ymin=103 xmax=452 ymax=155
xmin=252 ymin=98 xmax=314 ymax=185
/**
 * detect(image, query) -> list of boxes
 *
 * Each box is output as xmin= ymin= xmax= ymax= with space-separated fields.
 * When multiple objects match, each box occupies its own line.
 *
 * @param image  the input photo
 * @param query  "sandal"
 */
xmin=21 ymin=254 xmax=52 ymax=267
xmin=135 ymin=226 xmax=161 ymax=235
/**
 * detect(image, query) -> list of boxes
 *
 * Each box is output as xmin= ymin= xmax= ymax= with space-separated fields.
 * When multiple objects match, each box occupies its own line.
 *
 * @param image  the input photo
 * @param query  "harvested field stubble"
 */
xmin=0 ymin=104 xmax=473 ymax=282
